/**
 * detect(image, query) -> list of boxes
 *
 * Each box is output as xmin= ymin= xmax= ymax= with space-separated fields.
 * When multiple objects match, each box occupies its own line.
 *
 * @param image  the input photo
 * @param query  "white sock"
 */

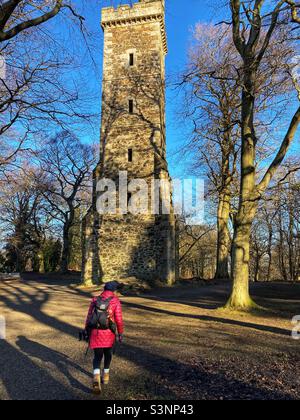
xmin=104 ymin=369 xmax=110 ymax=374
xmin=93 ymin=369 xmax=100 ymax=376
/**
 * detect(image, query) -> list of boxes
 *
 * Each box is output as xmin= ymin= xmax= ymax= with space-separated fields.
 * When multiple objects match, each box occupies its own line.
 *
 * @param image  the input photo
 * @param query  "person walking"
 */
xmin=85 ymin=281 xmax=124 ymax=394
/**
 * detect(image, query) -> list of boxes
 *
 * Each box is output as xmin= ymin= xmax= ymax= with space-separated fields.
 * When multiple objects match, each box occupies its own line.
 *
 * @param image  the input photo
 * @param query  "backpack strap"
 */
xmin=95 ymin=296 xmax=113 ymax=311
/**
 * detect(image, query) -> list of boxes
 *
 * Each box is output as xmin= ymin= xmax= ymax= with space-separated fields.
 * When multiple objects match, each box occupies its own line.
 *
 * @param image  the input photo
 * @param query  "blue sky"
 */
xmin=69 ymin=0 xmax=225 ymax=180
xmin=165 ymin=0 xmax=218 ymax=178
xmin=59 ymin=0 xmax=299 ymax=181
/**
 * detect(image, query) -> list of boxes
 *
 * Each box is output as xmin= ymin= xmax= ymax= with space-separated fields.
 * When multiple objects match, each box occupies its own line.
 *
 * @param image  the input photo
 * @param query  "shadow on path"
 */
xmin=118 ymin=341 xmax=294 ymax=400
xmin=0 ymin=340 xmax=79 ymax=400
xmin=123 ymin=301 xmax=290 ymax=337
xmin=16 ymin=336 xmax=91 ymax=395
xmin=0 ymin=283 xmax=79 ymax=337
xmin=0 ymin=280 xmax=297 ymax=400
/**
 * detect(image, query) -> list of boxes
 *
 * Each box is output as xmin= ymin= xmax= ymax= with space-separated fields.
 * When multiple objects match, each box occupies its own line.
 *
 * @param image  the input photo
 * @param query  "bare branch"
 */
xmin=258 ymin=106 xmax=300 ymax=193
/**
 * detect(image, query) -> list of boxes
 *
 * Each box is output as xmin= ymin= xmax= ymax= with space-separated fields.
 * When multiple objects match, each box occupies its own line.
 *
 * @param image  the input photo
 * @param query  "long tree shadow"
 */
xmin=141 ymin=293 xmax=227 ymax=310
xmin=0 ymin=281 xmax=291 ymax=340
xmin=16 ymin=336 xmax=91 ymax=395
xmin=21 ymin=272 xmax=82 ymax=286
xmin=117 ymin=341 xmax=295 ymax=400
xmin=67 ymin=284 xmax=97 ymax=299
xmin=21 ymin=281 xmax=94 ymax=300
xmin=0 ymin=281 xmax=296 ymax=400
xmin=122 ymin=301 xmax=291 ymax=337
xmin=142 ymin=283 xmax=300 ymax=320
xmin=0 ymin=283 xmax=80 ymax=337
xmin=0 ymin=284 xmax=94 ymax=399
xmin=0 ymin=340 xmax=79 ymax=400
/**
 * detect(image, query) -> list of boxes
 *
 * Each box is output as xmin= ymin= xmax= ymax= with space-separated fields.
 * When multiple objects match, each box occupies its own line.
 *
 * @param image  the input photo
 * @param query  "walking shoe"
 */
xmin=92 ymin=374 xmax=101 ymax=395
xmin=102 ymin=371 xmax=110 ymax=385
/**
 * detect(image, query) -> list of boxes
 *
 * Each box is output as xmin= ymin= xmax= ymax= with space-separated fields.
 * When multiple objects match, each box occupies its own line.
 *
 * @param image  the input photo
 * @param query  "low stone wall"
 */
xmin=0 ymin=273 xmax=21 ymax=281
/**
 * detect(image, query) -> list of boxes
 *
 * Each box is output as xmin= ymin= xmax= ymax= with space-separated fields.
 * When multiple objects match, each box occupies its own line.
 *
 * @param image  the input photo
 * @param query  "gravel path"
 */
xmin=0 ymin=277 xmax=299 ymax=400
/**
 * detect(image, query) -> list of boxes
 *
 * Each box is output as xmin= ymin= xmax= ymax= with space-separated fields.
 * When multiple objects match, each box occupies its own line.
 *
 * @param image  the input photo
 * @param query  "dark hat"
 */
xmin=104 ymin=281 xmax=120 ymax=292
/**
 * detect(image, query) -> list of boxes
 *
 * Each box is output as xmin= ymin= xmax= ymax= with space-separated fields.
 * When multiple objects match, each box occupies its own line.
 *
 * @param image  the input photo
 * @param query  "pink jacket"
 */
xmin=85 ymin=290 xmax=124 ymax=349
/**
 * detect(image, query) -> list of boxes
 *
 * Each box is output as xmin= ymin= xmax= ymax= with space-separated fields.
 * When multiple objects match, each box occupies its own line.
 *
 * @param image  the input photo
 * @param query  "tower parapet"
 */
xmin=101 ymin=0 xmax=167 ymax=54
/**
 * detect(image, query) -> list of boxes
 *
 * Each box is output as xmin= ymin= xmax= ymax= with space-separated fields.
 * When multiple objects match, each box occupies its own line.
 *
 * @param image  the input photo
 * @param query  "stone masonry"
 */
xmin=82 ymin=0 xmax=177 ymax=286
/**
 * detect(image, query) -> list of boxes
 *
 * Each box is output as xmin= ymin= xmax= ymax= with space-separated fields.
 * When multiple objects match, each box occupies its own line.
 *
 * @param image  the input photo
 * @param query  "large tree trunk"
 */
xmin=215 ymin=191 xmax=231 ymax=280
xmin=226 ymin=66 xmax=258 ymax=310
xmin=227 ymin=0 xmax=300 ymax=307
xmin=227 ymin=215 xmax=256 ymax=308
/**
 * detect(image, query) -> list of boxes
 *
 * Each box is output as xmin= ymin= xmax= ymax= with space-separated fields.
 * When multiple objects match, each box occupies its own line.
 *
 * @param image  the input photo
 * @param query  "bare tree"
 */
xmin=0 ymin=165 xmax=49 ymax=271
xmin=227 ymin=0 xmax=300 ymax=309
xmin=178 ymin=216 xmax=216 ymax=280
xmin=38 ymin=131 xmax=96 ymax=273
xmin=272 ymin=170 xmax=300 ymax=282
xmin=250 ymin=208 xmax=271 ymax=282
xmin=180 ymin=21 xmax=295 ymax=283
xmin=0 ymin=37 xmax=94 ymax=169
xmin=0 ymin=0 xmax=84 ymax=43
xmin=250 ymin=166 xmax=300 ymax=283
xmin=0 ymin=0 xmax=97 ymax=170
xmin=180 ymin=24 xmax=241 ymax=280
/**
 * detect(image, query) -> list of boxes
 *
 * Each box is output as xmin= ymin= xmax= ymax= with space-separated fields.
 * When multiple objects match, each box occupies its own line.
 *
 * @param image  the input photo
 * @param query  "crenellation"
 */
xmin=101 ymin=1 xmax=164 ymax=21
xmin=101 ymin=0 xmax=167 ymax=54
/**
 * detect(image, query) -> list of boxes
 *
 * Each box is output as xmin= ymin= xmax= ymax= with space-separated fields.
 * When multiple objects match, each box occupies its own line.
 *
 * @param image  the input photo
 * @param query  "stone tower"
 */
xmin=82 ymin=0 xmax=177 ymax=286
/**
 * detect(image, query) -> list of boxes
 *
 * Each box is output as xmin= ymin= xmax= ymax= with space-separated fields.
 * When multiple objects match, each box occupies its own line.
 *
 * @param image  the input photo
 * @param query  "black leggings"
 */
xmin=93 ymin=348 xmax=113 ymax=371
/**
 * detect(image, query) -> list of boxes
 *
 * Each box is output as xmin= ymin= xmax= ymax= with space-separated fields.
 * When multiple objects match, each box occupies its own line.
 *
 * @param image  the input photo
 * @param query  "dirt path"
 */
xmin=0 ymin=277 xmax=299 ymax=400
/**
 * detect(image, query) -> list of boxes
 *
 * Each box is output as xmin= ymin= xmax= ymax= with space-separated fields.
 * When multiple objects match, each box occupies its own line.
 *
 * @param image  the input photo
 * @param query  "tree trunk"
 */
xmin=226 ymin=66 xmax=258 ymax=310
xmin=215 ymin=191 xmax=231 ymax=280
xmin=38 ymin=251 xmax=45 ymax=273
xmin=278 ymin=207 xmax=288 ymax=281
xmin=227 ymin=218 xmax=256 ymax=308
xmin=15 ymin=248 xmax=25 ymax=273
xmin=61 ymin=224 xmax=70 ymax=273
xmin=288 ymin=200 xmax=296 ymax=282
xmin=266 ymin=223 xmax=273 ymax=282
xmin=254 ymin=252 xmax=261 ymax=283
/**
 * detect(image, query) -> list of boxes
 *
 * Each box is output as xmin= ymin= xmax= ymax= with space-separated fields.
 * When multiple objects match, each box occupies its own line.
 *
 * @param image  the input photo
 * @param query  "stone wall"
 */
xmin=82 ymin=0 xmax=177 ymax=286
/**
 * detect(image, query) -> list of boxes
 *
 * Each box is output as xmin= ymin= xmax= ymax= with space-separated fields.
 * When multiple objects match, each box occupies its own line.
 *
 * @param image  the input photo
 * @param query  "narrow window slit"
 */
xmin=129 ymin=53 xmax=134 ymax=66
xmin=128 ymin=192 xmax=132 ymax=205
xmin=129 ymin=99 xmax=134 ymax=114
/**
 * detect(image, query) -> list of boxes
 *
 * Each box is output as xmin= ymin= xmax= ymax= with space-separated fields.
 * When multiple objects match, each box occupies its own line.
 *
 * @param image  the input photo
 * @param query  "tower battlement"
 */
xmin=101 ymin=0 xmax=167 ymax=54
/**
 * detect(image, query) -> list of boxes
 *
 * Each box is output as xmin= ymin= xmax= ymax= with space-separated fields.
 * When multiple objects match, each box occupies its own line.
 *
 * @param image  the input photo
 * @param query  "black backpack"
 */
xmin=88 ymin=296 xmax=114 ymax=331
